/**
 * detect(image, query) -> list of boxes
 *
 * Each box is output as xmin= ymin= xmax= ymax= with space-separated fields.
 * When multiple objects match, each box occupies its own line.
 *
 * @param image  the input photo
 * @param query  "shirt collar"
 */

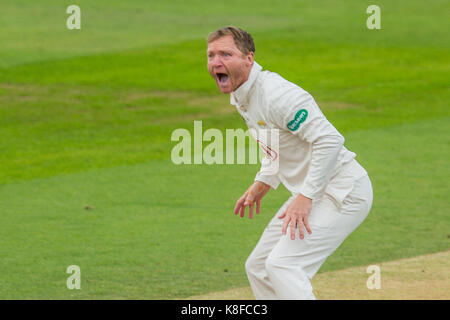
xmin=230 ymin=61 xmax=262 ymax=109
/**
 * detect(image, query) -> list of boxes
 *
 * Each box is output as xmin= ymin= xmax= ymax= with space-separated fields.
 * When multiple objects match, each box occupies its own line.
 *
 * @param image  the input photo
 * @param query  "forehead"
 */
xmin=207 ymin=35 xmax=239 ymax=52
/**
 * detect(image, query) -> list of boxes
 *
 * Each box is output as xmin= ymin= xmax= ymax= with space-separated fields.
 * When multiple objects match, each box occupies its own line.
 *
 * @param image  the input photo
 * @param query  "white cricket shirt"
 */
xmin=230 ymin=61 xmax=368 ymax=208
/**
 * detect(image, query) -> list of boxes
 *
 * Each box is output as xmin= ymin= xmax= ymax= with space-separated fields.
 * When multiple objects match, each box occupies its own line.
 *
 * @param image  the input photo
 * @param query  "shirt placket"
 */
xmin=239 ymin=104 xmax=253 ymax=127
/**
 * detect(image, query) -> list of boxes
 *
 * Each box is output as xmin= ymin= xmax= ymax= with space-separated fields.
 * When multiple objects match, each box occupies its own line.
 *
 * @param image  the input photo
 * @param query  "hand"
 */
xmin=278 ymin=194 xmax=313 ymax=240
xmin=234 ymin=181 xmax=271 ymax=219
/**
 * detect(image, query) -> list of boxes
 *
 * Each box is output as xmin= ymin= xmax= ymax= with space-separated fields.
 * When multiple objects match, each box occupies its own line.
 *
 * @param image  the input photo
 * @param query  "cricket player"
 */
xmin=206 ymin=26 xmax=373 ymax=300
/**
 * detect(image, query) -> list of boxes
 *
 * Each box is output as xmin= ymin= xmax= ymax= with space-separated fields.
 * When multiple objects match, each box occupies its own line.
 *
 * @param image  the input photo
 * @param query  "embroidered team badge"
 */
xmin=287 ymin=109 xmax=308 ymax=131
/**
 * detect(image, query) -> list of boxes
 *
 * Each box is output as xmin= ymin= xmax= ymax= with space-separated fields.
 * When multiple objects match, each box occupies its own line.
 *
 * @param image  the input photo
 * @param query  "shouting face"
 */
xmin=207 ymin=35 xmax=254 ymax=94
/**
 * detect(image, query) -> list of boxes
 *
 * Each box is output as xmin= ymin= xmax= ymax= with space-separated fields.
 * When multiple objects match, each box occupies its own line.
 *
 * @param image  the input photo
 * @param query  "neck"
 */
xmin=233 ymin=64 xmax=253 ymax=92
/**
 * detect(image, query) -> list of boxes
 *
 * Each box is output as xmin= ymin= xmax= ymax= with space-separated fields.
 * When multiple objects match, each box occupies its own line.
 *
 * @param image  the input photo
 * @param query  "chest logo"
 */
xmin=256 ymin=139 xmax=278 ymax=161
xmin=287 ymin=109 xmax=308 ymax=131
xmin=257 ymin=120 xmax=266 ymax=127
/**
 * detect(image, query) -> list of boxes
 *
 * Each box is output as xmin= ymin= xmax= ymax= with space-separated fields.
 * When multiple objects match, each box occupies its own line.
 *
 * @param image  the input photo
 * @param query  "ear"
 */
xmin=246 ymin=52 xmax=255 ymax=66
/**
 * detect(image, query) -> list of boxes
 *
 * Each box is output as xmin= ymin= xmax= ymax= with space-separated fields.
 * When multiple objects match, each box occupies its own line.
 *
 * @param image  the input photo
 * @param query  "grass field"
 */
xmin=0 ymin=0 xmax=449 ymax=299
xmin=188 ymin=251 xmax=450 ymax=300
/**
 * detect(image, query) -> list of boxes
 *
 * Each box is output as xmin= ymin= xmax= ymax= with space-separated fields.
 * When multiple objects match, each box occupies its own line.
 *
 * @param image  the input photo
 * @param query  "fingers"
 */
xmin=244 ymin=192 xmax=255 ymax=218
xmin=234 ymin=198 xmax=242 ymax=215
xmin=240 ymin=203 xmax=245 ymax=218
xmin=234 ymin=184 xmax=268 ymax=219
xmin=280 ymin=215 xmax=312 ymax=240
xmin=304 ymin=216 xmax=312 ymax=235
xmin=297 ymin=218 xmax=304 ymax=240
xmin=290 ymin=219 xmax=296 ymax=240
xmin=234 ymin=191 xmax=248 ymax=215
xmin=281 ymin=215 xmax=290 ymax=235
xmin=282 ymin=218 xmax=302 ymax=240
xmin=249 ymin=203 xmax=254 ymax=219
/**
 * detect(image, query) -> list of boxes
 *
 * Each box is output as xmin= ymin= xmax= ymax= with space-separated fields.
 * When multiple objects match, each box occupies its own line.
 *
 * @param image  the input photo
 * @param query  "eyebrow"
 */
xmin=207 ymin=48 xmax=234 ymax=55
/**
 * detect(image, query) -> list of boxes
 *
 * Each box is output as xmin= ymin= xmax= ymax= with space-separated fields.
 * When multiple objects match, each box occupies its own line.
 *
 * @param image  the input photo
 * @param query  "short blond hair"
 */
xmin=207 ymin=26 xmax=255 ymax=55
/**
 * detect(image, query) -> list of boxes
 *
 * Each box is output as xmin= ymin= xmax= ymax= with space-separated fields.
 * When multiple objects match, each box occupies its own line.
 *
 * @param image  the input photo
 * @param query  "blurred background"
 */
xmin=0 ymin=0 xmax=448 ymax=299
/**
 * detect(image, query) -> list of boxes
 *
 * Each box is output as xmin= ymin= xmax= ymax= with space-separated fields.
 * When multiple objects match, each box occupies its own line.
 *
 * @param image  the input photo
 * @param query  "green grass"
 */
xmin=0 ymin=0 xmax=449 ymax=298
xmin=1 ymin=119 xmax=448 ymax=299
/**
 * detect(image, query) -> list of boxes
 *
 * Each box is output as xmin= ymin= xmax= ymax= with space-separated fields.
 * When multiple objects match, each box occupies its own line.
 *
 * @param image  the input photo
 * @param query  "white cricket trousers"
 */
xmin=245 ymin=174 xmax=373 ymax=300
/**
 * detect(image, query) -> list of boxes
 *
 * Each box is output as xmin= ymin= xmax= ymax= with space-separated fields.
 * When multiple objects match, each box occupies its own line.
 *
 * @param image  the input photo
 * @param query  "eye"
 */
xmin=224 ymin=52 xmax=231 ymax=57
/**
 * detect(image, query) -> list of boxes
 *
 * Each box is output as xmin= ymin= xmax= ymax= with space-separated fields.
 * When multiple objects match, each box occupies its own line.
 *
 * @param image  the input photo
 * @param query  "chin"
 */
xmin=216 ymin=83 xmax=233 ymax=94
xmin=219 ymin=87 xmax=232 ymax=94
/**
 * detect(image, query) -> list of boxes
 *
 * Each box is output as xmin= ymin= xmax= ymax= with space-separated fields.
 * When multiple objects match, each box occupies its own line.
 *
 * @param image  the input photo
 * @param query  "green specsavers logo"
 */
xmin=287 ymin=109 xmax=308 ymax=131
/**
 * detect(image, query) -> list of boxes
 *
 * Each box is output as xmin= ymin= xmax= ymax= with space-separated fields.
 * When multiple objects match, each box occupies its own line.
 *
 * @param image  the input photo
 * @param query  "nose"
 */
xmin=209 ymin=55 xmax=223 ymax=68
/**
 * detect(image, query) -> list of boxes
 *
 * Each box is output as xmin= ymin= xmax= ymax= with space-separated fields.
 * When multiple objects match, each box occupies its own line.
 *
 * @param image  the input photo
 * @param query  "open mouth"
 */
xmin=216 ymin=73 xmax=229 ymax=84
